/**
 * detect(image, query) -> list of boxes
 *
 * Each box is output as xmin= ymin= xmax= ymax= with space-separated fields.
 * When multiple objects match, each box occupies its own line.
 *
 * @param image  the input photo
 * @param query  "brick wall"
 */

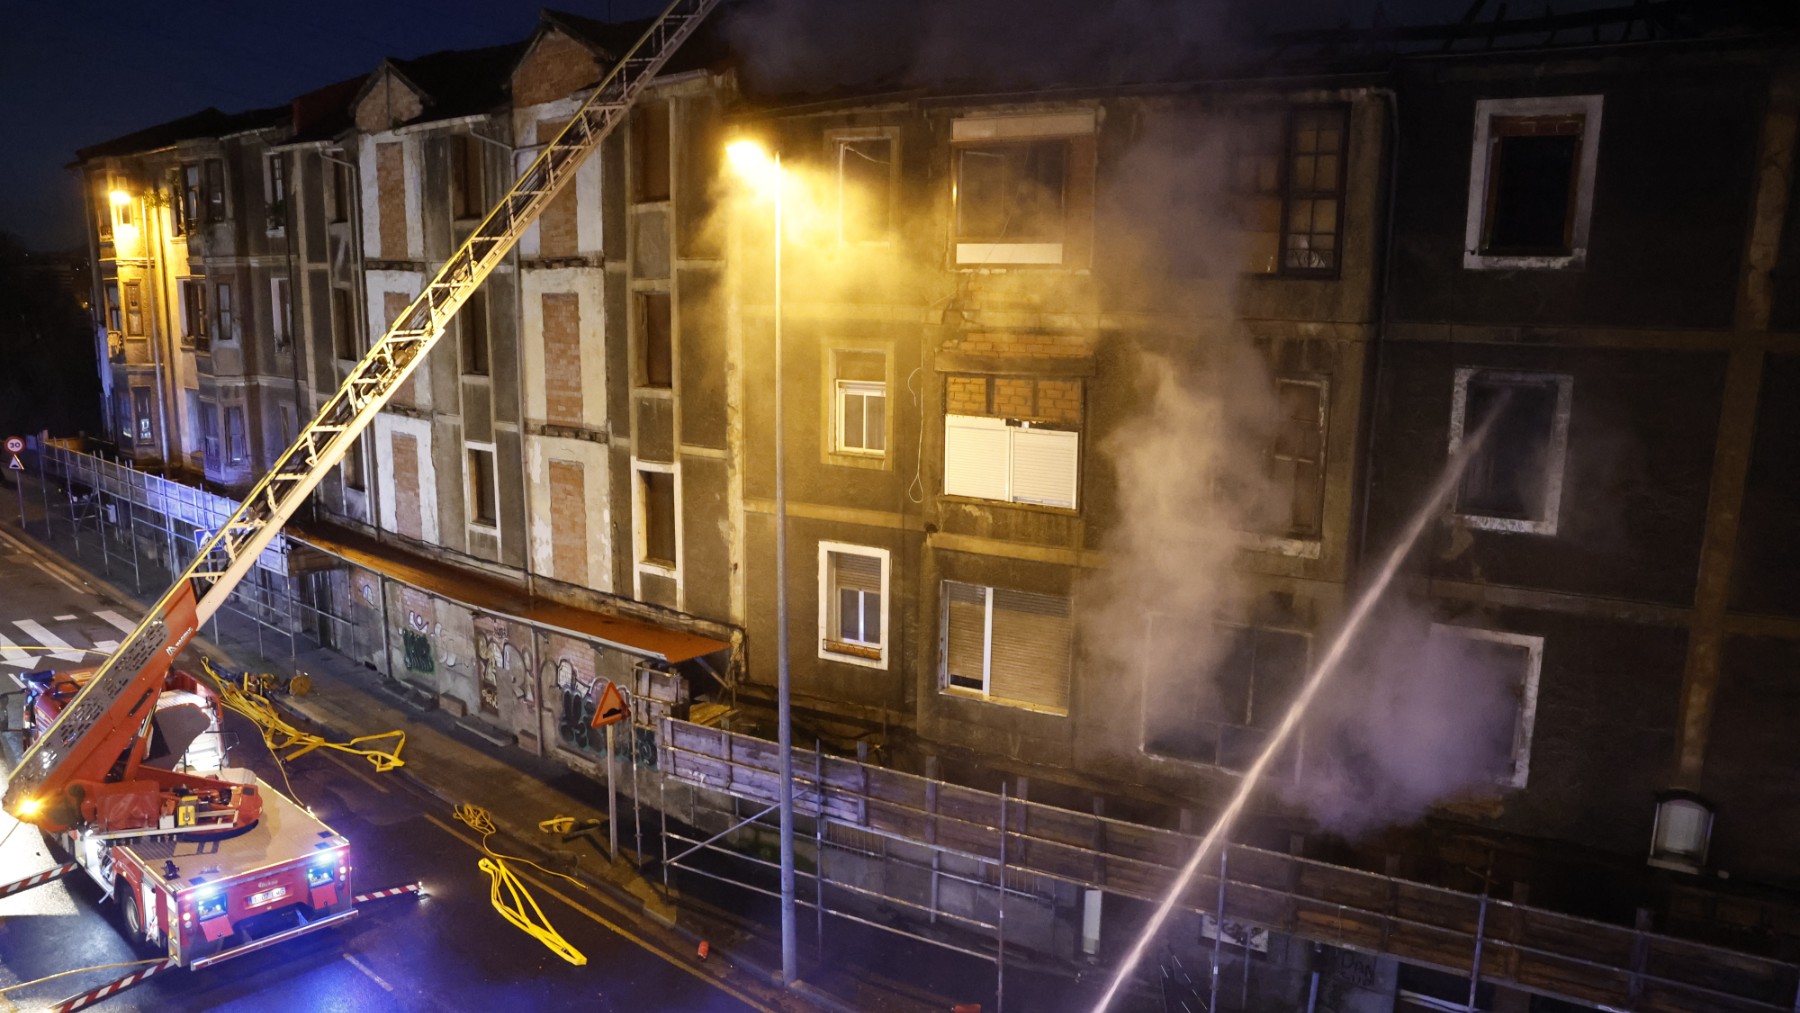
xmin=353 ymin=75 xmax=423 ymax=134
xmin=946 ymin=375 xmax=988 ymax=415
xmin=945 ymin=375 xmax=1083 ymax=424
xmin=548 ymin=459 xmax=589 ymax=586
xmin=376 ymin=142 xmax=407 ymax=260
xmin=391 ymin=432 xmax=422 ymax=540
xmin=1036 ymin=379 xmax=1083 ymax=425
xmin=384 ymin=292 xmax=418 ymax=405
xmin=542 ymin=292 xmax=583 ymax=424
xmin=537 ymin=119 xmax=579 ymax=257
xmin=513 ymin=33 xmax=598 ymax=108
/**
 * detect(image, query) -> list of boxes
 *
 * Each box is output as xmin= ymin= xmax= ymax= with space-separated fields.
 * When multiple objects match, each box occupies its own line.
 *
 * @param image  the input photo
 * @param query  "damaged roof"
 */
xmin=356 ymin=40 xmax=529 ymax=128
xmin=75 ymin=105 xmax=287 ymax=163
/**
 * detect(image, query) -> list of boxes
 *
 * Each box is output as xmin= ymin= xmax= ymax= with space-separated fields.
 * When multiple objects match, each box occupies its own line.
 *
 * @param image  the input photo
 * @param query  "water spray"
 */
xmin=1089 ymin=402 xmax=1507 ymax=1013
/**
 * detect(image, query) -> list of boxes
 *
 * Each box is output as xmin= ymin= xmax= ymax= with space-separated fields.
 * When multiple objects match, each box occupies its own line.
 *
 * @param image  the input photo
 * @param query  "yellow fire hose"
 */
xmin=198 ymin=656 xmax=405 ymax=773
xmin=453 ymin=803 xmax=587 ymax=966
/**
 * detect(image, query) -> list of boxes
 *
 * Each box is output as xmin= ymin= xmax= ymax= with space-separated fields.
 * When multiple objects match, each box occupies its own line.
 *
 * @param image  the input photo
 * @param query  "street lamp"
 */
xmin=726 ymin=138 xmax=798 ymax=987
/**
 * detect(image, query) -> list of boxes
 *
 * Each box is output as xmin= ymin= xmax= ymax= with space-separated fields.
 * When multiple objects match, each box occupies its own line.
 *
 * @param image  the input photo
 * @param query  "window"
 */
xmin=265 ymin=153 xmax=287 ymax=232
xmin=204 ymin=159 xmax=226 ymax=224
xmin=941 ymin=581 xmax=1072 ymax=714
xmin=1237 ymin=106 xmax=1348 ymax=275
xmin=216 ymin=282 xmax=234 ymax=343
xmin=327 ymin=156 xmax=351 ymax=225
xmin=467 ymin=445 xmax=497 ymax=527
xmin=167 ymin=169 xmax=186 ymax=237
xmin=450 ymin=134 xmax=485 ymax=221
xmin=638 ymin=291 xmax=671 ymax=388
xmin=224 ymin=405 xmax=247 ymax=466
xmin=956 ymin=141 xmax=1066 ymax=259
xmin=181 ymin=164 xmax=203 ymax=233
xmin=639 ymin=469 xmax=676 ymax=567
xmin=180 ymin=279 xmax=209 ymax=351
xmin=1450 ymin=368 xmax=1573 ymax=535
xmin=1268 ymin=378 xmax=1326 ymax=538
xmin=104 ymin=282 xmax=121 ymax=333
xmin=331 ymin=287 xmax=356 ymax=360
xmin=113 ymin=186 xmax=135 ymax=229
xmin=1431 ymin=625 xmax=1543 ymax=790
xmin=835 ymin=136 xmax=894 ymax=244
xmin=200 ymin=402 xmax=221 ymax=469
xmin=342 ymin=440 xmax=366 ymax=492
xmin=185 ymin=390 xmax=200 ymax=455
xmin=1465 ymin=95 xmax=1602 ymax=269
xmin=123 ymin=281 xmax=143 ymax=336
xmin=943 ymin=375 xmax=1082 ymax=509
xmin=819 ymin=543 xmax=889 ymax=668
xmin=462 ymin=288 xmax=489 ymax=375
xmin=632 ymin=101 xmax=671 ymax=203
xmin=270 ymin=277 xmax=291 ymax=350
xmin=1143 ymin=623 xmax=1308 ymax=777
xmin=1398 ymin=964 xmax=1496 ymax=1013
xmin=832 ymin=350 xmax=886 ymax=457
xmin=96 ymin=182 xmax=112 ymax=241
xmin=132 ymin=388 xmax=154 ymax=446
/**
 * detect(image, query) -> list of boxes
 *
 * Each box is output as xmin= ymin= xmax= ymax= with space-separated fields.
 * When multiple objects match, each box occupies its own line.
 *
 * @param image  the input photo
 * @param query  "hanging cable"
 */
xmin=906 ymin=366 xmax=927 ymax=504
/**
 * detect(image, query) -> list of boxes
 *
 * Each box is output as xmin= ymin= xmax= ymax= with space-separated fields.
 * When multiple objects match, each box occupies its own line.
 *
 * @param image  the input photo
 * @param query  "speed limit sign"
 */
xmin=3 ymin=437 xmax=22 ymax=454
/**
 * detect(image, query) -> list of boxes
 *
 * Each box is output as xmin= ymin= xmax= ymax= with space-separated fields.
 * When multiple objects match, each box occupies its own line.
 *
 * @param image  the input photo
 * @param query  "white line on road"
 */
xmin=94 ymin=639 xmax=119 ymax=653
xmin=52 ymin=614 xmax=76 ymax=621
xmin=342 ymin=953 xmax=395 ymax=992
xmin=94 ymin=610 xmax=138 ymax=635
xmin=0 ymin=632 xmax=30 ymax=670
xmin=13 ymin=620 xmax=87 ymax=663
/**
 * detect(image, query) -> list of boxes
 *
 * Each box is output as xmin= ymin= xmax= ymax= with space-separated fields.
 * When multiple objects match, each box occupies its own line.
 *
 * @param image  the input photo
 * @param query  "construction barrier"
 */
xmin=353 ymin=882 xmax=426 ymax=904
xmin=0 ymin=862 xmax=78 ymax=900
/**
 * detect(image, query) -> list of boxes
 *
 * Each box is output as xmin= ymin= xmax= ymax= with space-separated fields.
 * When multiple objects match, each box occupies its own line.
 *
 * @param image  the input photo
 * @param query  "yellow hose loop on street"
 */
xmin=198 ymin=656 xmax=405 ymax=773
xmin=454 ymin=803 xmax=587 ymax=966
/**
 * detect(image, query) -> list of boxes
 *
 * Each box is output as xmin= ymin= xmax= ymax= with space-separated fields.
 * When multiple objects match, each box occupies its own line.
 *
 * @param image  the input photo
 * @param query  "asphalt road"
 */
xmin=0 ymin=533 xmax=798 ymax=1013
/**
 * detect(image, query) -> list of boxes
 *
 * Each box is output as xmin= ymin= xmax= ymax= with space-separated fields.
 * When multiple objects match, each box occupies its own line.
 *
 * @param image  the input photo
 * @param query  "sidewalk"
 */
xmin=0 ymin=468 xmax=949 ymax=1013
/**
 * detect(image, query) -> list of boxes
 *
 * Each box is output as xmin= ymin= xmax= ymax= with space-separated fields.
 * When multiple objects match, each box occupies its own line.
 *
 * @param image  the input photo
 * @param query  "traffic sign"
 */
xmin=7 ymin=455 xmax=21 ymax=471
xmin=3 ymin=437 xmax=22 ymax=454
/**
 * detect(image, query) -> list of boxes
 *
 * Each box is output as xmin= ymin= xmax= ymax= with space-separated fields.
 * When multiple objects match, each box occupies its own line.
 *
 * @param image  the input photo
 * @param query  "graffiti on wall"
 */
xmin=400 ymin=589 xmax=436 ymax=675
xmin=473 ymin=615 xmax=533 ymax=718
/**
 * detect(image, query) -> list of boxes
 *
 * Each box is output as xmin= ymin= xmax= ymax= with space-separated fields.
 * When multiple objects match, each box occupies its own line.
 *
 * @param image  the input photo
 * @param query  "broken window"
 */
xmin=941 ymin=581 xmax=1072 ymax=715
xmin=639 ymin=469 xmax=676 ymax=567
xmin=331 ymin=287 xmax=356 ymax=361
xmin=326 ymin=156 xmax=351 ymax=225
xmin=341 ymin=439 xmax=366 ymax=493
xmin=1429 ymin=625 xmax=1542 ymax=788
xmin=462 ymin=288 xmax=489 ymax=375
xmin=450 ymin=133 xmax=486 ymax=221
xmin=957 ymin=141 xmax=1067 ymax=245
xmin=632 ymin=102 xmax=671 ymax=203
xmin=820 ymin=543 xmax=887 ymax=667
xmin=181 ymin=164 xmax=203 ymax=233
xmin=265 ymin=152 xmax=287 ymax=232
xmin=467 ymin=445 xmax=497 ymax=526
xmin=835 ymin=136 xmax=894 ymax=244
xmin=1450 ymin=368 xmax=1573 ymax=535
xmin=103 ymin=282 xmax=121 ymax=334
xmin=180 ymin=278 xmax=209 ymax=351
xmin=1267 ymin=378 xmax=1327 ymax=538
xmin=1465 ymin=96 xmax=1602 ymax=268
xmin=638 ymin=291 xmax=672 ymax=388
xmin=1143 ymin=623 xmax=1307 ymax=777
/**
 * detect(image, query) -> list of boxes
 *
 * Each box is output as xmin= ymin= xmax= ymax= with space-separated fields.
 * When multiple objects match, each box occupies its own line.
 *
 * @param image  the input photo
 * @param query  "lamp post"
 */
xmin=727 ymin=140 xmax=798 ymax=986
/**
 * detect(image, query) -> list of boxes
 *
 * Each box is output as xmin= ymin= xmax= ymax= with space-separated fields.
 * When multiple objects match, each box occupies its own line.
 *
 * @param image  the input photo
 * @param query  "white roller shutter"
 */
xmin=1009 ymin=427 xmax=1079 ymax=509
xmin=944 ymin=414 xmax=1010 ymax=501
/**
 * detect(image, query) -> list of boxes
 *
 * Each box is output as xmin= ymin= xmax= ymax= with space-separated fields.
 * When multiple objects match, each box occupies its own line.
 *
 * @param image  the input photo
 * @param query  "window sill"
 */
xmin=1463 ymin=249 xmax=1586 ymax=271
xmin=827 ymin=449 xmax=888 ymax=471
xmin=468 ymin=520 xmax=500 ymax=534
xmin=939 ymin=685 xmax=1068 ymax=716
xmin=638 ymin=560 xmax=677 ymax=578
xmin=820 ymin=640 xmax=886 ymax=670
xmin=1448 ymin=511 xmax=1559 ymax=537
xmin=1240 ymin=532 xmax=1323 ymax=559
xmin=938 ymin=493 xmax=1079 ymax=516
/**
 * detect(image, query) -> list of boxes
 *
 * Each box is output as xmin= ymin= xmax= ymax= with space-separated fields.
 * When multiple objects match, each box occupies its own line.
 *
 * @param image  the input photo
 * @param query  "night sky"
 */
xmin=0 ymin=0 xmax=667 ymax=252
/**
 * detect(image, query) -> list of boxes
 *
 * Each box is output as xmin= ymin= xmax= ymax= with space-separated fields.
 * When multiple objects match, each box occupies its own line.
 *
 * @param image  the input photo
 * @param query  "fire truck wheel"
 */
xmin=121 ymin=892 xmax=146 ymax=941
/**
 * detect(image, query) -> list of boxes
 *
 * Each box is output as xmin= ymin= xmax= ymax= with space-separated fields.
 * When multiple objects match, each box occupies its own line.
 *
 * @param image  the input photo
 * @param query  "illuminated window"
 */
xmin=819 ymin=543 xmax=888 ymax=668
xmin=834 ymin=135 xmax=894 ymax=244
xmin=831 ymin=349 xmax=886 ymax=458
xmin=123 ymin=282 xmax=143 ymax=336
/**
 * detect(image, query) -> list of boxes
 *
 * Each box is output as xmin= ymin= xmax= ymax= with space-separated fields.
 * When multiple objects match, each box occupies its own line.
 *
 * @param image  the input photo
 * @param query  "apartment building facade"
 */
xmin=68 ymin=6 xmax=1800 ymax=1008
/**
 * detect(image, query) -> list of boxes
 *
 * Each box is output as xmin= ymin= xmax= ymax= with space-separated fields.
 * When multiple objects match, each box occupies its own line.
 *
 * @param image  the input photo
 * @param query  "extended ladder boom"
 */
xmin=5 ymin=0 xmax=720 ymax=829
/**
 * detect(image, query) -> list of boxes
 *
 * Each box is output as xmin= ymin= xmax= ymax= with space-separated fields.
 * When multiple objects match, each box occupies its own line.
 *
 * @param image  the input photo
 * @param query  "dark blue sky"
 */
xmin=0 ymin=0 xmax=666 ymax=251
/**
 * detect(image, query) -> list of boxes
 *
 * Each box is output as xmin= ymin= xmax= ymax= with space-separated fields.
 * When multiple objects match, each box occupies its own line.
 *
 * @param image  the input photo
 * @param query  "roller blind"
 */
xmin=988 ymin=587 xmax=1072 ymax=714
xmin=1010 ymin=427 xmax=1079 ymax=509
xmin=944 ymin=415 xmax=1010 ymax=501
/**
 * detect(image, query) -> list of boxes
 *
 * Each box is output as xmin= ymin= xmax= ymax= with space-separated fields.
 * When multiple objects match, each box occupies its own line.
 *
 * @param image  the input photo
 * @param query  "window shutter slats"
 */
xmin=944 ymin=581 xmax=988 ymax=689
xmin=944 ymin=415 xmax=1010 ymax=501
xmin=831 ymin=551 xmax=881 ymax=593
xmin=1009 ymin=427 xmax=1079 ymax=509
xmin=987 ymin=587 xmax=1072 ymax=714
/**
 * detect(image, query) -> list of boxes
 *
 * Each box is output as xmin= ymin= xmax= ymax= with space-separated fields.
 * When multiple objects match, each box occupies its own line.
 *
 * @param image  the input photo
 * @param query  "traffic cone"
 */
xmin=696 ymin=940 xmax=710 ymax=961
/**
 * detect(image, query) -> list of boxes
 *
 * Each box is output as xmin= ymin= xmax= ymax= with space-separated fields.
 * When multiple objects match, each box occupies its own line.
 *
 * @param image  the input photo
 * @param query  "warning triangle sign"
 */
xmin=588 ymin=680 xmax=629 ymax=728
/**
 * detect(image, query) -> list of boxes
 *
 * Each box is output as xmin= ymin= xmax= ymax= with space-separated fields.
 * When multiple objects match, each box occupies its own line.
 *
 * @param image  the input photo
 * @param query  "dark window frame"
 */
xmin=1238 ymin=104 xmax=1350 ymax=279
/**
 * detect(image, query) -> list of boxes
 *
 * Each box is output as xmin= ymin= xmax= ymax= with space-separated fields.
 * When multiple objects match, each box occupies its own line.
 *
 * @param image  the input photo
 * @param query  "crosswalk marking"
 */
xmin=53 ymin=614 xmax=77 ymax=621
xmin=13 ymin=620 xmax=88 ymax=663
xmin=0 ymin=632 xmax=30 ymax=669
xmin=94 ymin=639 xmax=119 ymax=653
xmin=94 ymin=610 xmax=138 ymax=635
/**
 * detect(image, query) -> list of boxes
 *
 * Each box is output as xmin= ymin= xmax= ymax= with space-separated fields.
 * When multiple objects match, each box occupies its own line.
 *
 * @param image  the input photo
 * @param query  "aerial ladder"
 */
xmin=5 ymin=0 xmax=720 ymax=838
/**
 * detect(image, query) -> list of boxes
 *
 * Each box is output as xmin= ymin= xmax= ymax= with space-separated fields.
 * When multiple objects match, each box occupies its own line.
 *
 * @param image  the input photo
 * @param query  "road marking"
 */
xmin=0 ymin=632 xmax=30 ymax=669
xmin=94 ymin=610 xmax=138 ymax=635
xmin=93 ymin=639 xmax=119 ymax=653
xmin=6 ymin=671 xmax=21 ymax=688
xmin=422 ymin=813 xmax=782 ymax=1013
xmin=321 ymin=752 xmax=391 ymax=795
xmin=52 ymin=615 xmax=76 ymax=622
xmin=13 ymin=621 xmax=87 ymax=663
xmin=342 ymin=953 xmax=396 ymax=992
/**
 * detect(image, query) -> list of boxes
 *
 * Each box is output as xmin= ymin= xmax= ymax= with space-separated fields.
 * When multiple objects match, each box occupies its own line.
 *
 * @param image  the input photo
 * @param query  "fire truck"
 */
xmin=1 ymin=0 xmax=716 ymax=994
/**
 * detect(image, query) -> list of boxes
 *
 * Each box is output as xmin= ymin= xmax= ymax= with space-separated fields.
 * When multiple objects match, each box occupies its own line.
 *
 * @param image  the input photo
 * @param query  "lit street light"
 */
xmin=726 ymin=138 xmax=798 ymax=987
